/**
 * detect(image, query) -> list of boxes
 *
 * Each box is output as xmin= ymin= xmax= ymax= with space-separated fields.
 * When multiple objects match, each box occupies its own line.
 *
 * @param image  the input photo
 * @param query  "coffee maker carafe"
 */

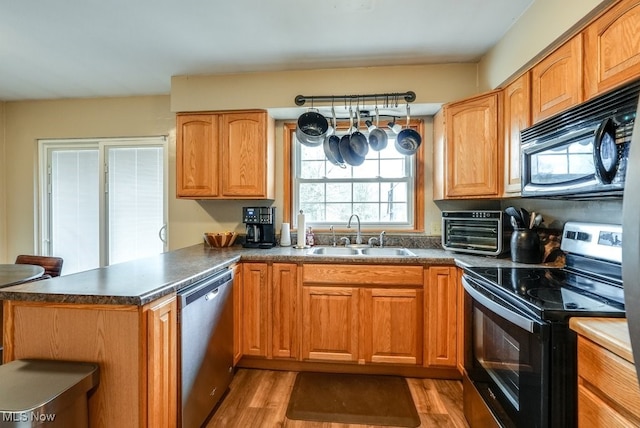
xmin=242 ymin=207 xmax=276 ymax=248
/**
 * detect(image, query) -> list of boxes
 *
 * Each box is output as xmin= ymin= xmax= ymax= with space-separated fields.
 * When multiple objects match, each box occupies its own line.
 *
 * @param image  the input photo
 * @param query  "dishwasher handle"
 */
xmin=178 ymin=269 xmax=233 ymax=308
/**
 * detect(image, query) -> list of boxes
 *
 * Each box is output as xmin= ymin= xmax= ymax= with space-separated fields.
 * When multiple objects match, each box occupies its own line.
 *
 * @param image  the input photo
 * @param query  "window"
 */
xmin=39 ymin=137 xmax=167 ymax=275
xmin=284 ymin=121 xmax=424 ymax=231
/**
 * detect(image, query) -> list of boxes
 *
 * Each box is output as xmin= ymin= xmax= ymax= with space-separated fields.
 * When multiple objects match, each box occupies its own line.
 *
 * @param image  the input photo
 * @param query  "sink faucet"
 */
xmin=367 ymin=231 xmax=386 ymax=247
xmin=347 ymin=214 xmax=362 ymax=245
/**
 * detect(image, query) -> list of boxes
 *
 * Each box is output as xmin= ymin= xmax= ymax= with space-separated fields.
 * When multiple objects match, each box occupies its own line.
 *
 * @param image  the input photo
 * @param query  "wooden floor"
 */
xmin=206 ymin=369 xmax=470 ymax=427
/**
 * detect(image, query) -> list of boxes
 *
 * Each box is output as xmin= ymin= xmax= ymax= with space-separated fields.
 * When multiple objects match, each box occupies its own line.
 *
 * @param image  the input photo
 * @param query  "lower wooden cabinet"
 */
xmin=301 ymin=264 xmax=425 ymax=365
xmin=425 ymin=266 xmax=458 ymax=368
xmin=146 ymin=295 xmax=178 ymax=428
xmin=240 ymin=262 xmax=298 ymax=360
xmin=302 ymin=285 xmax=360 ymax=362
xmin=3 ymin=295 xmax=178 ymax=428
xmin=362 ymin=287 xmax=423 ymax=365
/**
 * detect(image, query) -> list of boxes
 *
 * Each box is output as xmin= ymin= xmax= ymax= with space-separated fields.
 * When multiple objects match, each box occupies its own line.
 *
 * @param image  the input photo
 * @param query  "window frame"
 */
xmin=283 ymin=120 xmax=425 ymax=232
xmin=37 ymin=136 xmax=169 ymax=270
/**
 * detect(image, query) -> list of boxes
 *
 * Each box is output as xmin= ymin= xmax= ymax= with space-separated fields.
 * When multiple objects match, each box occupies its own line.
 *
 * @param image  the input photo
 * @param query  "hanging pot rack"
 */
xmin=294 ymin=91 xmax=416 ymax=107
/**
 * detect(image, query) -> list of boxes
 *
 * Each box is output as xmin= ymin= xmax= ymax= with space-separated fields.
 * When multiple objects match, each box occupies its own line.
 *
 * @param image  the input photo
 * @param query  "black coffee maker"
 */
xmin=242 ymin=206 xmax=277 ymax=248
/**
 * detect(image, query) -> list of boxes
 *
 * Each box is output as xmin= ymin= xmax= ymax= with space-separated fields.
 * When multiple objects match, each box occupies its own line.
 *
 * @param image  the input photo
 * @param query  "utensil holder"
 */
xmin=510 ymin=229 xmax=542 ymax=264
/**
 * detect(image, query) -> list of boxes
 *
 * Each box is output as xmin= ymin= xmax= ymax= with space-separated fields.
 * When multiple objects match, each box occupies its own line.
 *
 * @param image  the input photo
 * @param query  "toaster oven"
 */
xmin=441 ymin=211 xmax=509 ymax=256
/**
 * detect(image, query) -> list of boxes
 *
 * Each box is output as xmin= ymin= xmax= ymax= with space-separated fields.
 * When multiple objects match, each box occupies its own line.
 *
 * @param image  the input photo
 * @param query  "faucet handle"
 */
xmin=340 ymin=237 xmax=350 ymax=247
xmin=379 ymin=231 xmax=386 ymax=248
xmin=368 ymin=237 xmax=379 ymax=247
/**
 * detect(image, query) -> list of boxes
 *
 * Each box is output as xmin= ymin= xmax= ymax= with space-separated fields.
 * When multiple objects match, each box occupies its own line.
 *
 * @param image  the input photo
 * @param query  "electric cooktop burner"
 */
xmin=464 ymin=266 xmax=625 ymax=320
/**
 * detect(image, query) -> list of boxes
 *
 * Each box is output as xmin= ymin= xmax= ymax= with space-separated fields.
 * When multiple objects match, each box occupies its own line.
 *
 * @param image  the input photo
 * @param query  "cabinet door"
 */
xmin=146 ymin=296 xmax=178 ymax=428
xmin=272 ymin=263 xmax=299 ymax=359
xmin=232 ymin=264 xmax=243 ymax=365
xmin=220 ymin=112 xmax=269 ymax=198
xmin=176 ymin=114 xmax=219 ymax=197
xmin=362 ymin=288 xmax=423 ymax=365
xmin=242 ymin=263 xmax=270 ymax=357
xmin=503 ymin=73 xmax=531 ymax=196
xmin=584 ymin=0 xmax=640 ymax=99
xmin=425 ymin=267 xmax=458 ymax=368
xmin=302 ymin=286 xmax=359 ymax=362
xmin=445 ymin=91 xmax=501 ymax=198
xmin=531 ymin=35 xmax=583 ymax=123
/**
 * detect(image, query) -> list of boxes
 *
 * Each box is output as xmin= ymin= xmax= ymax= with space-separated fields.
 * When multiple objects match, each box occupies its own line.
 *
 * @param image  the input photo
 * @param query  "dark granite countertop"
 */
xmin=0 ymin=244 xmax=557 ymax=306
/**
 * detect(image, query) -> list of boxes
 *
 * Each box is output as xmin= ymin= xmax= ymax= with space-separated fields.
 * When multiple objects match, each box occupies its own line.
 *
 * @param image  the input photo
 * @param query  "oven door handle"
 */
xmin=462 ymin=276 xmax=541 ymax=334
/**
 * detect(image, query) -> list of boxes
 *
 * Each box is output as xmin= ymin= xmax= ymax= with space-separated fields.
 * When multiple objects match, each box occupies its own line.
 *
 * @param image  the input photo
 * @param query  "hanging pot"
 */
xmin=323 ymin=106 xmax=346 ymax=167
xmin=365 ymin=106 xmax=388 ymax=151
xmin=349 ymin=106 xmax=369 ymax=157
xmin=296 ymin=108 xmax=329 ymax=147
xmin=338 ymin=107 xmax=365 ymax=166
xmin=390 ymin=105 xmax=422 ymax=156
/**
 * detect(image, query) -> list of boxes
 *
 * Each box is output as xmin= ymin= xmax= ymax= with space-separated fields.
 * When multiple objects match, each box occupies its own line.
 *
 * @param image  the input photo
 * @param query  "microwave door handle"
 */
xmin=462 ymin=277 xmax=539 ymax=334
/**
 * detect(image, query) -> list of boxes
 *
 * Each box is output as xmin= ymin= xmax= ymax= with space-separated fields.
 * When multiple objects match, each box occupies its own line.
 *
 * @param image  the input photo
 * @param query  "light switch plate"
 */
xmin=430 ymin=221 xmax=442 ymax=235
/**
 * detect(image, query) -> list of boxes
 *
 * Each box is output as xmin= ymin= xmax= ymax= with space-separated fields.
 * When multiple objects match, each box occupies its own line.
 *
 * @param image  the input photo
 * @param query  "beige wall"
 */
xmin=171 ymin=64 xmax=479 ymax=111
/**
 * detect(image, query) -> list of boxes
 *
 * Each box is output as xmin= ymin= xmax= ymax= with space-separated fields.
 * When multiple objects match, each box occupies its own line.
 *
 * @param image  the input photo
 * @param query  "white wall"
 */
xmin=0 ymin=101 xmax=6 ymax=261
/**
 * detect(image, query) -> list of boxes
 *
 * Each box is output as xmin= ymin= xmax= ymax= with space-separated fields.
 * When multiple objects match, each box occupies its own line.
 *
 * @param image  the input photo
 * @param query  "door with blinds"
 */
xmin=41 ymin=138 xmax=167 ymax=275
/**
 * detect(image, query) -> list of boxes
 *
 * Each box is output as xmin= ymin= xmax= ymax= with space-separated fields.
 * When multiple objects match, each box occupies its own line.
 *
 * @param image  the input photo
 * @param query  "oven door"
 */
xmin=462 ymin=276 xmax=550 ymax=428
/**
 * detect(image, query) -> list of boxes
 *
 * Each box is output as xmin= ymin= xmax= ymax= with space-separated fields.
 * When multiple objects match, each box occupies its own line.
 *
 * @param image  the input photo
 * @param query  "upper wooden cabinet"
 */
xmin=502 ymin=72 xmax=531 ymax=196
xmin=176 ymin=110 xmax=275 ymax=199
xmin=531 ymin=35 xmax=583 ymax=123
xmin=584 ymin=0 xmax=640 ymax=100
xmin=434 ymin=90 xmax=502 ymax=199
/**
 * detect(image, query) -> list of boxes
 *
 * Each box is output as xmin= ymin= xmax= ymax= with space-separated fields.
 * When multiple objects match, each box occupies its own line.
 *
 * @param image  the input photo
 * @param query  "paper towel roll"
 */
xmin=280 ymin=223 xmax=291 ymax=247
xmin=297 ymin=211 xmax=306 ymax=248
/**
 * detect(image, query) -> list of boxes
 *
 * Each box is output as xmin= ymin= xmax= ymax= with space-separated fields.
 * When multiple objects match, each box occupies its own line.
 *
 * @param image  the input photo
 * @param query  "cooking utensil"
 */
xmin=510 ymin=216 xmax=519 ymax=230
xmin=520 ymin=208 xmax=530 ymax=230
xmin=533 ymin=214 xmax=543 ymax=228
xmin=365 ymin=106 xmax=388 ymax=151
xmin=349 ymin=106 xmax=369 ymax=157
xmin=338 ymin=108 xmax=365 ymax=166
xmin=391 ymin=104 xmax=422 ymax=156
xmin=323 ymin=106 xmax=346 ymax=168
xmin=296 ymin=108 xmax=329 ymax=147
xmin=505 ymin=206 xmax=523 ymax=228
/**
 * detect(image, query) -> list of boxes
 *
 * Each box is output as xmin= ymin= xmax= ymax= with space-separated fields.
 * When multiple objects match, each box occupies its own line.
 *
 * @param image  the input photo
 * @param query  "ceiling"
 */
xmin=0 ymin=0 xmax=533 ymax=103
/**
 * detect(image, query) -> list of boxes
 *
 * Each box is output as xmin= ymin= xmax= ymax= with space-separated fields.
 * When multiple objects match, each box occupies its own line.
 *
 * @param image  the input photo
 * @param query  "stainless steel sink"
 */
xmin=306 ymin=246 xmax=417 ymax=257
xmin=360 ymin=247 xmax=417 ymax=257
xmin=306 ymin=247 xmax=360 ymax=256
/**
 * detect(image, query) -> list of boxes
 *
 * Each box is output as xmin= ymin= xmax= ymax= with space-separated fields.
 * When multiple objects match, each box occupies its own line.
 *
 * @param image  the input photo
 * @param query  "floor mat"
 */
xmin=286 ymin=371 xmax=421 ymax=427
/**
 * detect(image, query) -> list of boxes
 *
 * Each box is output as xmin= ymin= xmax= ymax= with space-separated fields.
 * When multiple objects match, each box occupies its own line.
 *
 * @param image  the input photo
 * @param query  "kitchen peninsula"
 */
xmin=0 ymin=244 xmax=545 ymax=427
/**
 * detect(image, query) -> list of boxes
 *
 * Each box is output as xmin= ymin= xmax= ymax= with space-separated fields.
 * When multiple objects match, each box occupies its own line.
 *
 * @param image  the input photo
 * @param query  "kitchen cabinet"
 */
xmin=232 ymin=264 xmax=243 ymax=365
xmin=434 ymin=90 xmax=502 ymax=199
xmin=425 ymin=266 xmax=458 ymax=368
xmin=302 ymin=285 xmax=360 ymax=362
xmin=240 ymin=262 xmax=298 ymax=360
xmin=2 ymin=294 xmax=178 ymax=427
xmin=241 ymin=262 xmax=270 ymax=357
xmin=176 ymin=110 xmax=275 ymax=199
xmin=570 ymin=318 xmax=640 ymax=427
xmin=584 ymin=0 xmax=640 ymax=100
xmin=301 ymin=264 xmax=424 ymax=365
xmin=362 ymin=287 xmax=423 ymax=365
xmin=271 ymin=263 xmax=299 ymax=359
xmin=502 ymin=72 xmax=531 ymax=196
xmin=146 ymin=295 xmax=178 ymax=428
xmin=531 ymin=35 xmax=583 ymax=123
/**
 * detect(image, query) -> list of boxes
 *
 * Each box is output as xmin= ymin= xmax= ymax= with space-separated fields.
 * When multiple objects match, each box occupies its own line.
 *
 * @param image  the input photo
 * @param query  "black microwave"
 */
xmin=521 ymin=79 xmax=640 ymax=199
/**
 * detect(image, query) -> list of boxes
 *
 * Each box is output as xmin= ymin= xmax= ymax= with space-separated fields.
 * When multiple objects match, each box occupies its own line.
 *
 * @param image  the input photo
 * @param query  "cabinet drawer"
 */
xmin=578 ymin=336 xmax=640 ymax=421
xmin=578 ymin=383 xmax=638 ymax=427
xmin=303 ymin=264 xmax=423 ymax=286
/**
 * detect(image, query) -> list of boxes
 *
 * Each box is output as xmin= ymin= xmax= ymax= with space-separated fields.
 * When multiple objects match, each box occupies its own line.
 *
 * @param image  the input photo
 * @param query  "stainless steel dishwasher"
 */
xmin=178 ymin=268 xmax=234 ymax=428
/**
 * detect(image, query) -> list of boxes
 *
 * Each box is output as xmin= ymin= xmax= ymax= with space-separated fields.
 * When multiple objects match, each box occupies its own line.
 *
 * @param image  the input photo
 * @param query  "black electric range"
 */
xmin=461 ymin=221 xmax=625 ymax=428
